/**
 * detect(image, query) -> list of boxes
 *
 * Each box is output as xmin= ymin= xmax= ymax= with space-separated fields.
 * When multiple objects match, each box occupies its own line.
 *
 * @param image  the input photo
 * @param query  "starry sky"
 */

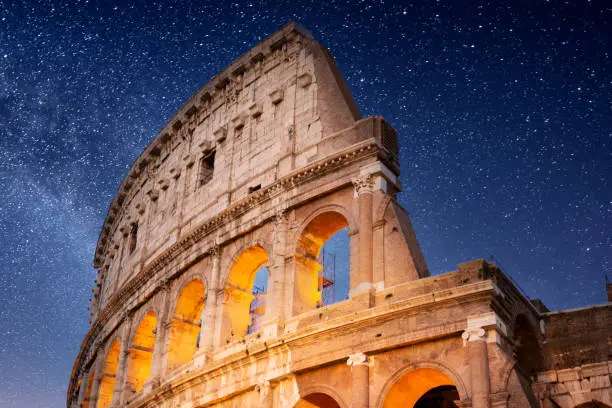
xmin=0 ymin=1 xmax=609 ymax=407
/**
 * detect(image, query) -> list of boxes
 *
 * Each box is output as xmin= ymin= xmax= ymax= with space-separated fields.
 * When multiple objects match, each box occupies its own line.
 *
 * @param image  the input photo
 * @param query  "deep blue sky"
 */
xmin=0 ymin=1 xmax=609 ymax=407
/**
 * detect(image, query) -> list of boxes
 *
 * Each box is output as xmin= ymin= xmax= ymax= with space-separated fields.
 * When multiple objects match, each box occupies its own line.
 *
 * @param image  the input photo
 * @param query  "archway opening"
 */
xmin=295 ymin=392 xmax=341 ymax=408
xmin=575 ymin=402 xmax=612 ymax=408
xmin=295 ymin=211 xmax=350 ymax=314
xmin=414 ymin=385 xmax=459 ymax=408
xmin=81 ymin=370 xmax=95 ymax=408
xmin=222 ymin=245 xmax=269 ymax=343
xmin=514 ymin=314 xmax=541 ymax=378
xmin=126 ymin=312 xmax=157 ymax=393
xmin=97 ymin=340 xmax=121 ymax=408
xmin=383 ymin=368 xmax=459 ymax=408
xmin=247 ymin=266 xmax=269 ymax=334
xmin=167 ymin=279 xmax=205 ymax=372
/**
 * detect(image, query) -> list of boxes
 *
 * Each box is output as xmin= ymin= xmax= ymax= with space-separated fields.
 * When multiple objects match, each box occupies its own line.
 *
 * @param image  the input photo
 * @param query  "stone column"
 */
xmin=347 ymin=352 xmax=370 ymax=408
xmin=113 ymin=318 xmax=132 ymax=406
xmin=89 ymin=357 xmax=105 ymax=407
xmin=200 ymin=246 xmax=221 ymax=353
xmin=352 ymin=175 xmax=374 ymax=291
xmin=147 ymin=282 xmax=171 ymax=387
xmin=462 ymin=328 xmax=491 ymax=408
xmin=264 ymin=208 xmax=288 ymax=334
xmin=256 ymin=380 xmax=273 ymax=408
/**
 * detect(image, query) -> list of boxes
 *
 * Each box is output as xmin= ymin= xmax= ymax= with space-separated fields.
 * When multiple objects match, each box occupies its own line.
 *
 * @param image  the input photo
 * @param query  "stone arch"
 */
xmin=575 ymin=402 xmax=612 ymax=408
xmin=513 ymin=313 xmax=542 ymax=377
xmin=125 ymin=311 xmax=157 ymax=394
xmin=376 ymin=361 xmax=468 ymax=408
xmin=294 ymin=204 xmax=358 ymax=248
xmin=292 ymin=205 xmax=355 ymax=314
xmin=219 ymin=237 xmax=273 ymax=287
xmin=374 ymin=195 xmax=392 ymax=225
xmin=219 ymin=244 xmax=270 ymax=344
xmin=81 ymin=369 xmax=95 ymax=408
xmin=97 ymin=339 xmax=121 ymax=408
xmin=166 ymin=262 xmax=209 ymax=319
xmin=127 ymin=301 xmax=162 ymax=347
xmin=166 ymin=278 xmax=206 ymax=372
xmin=296 ymin=385 xmax=348 ymax=408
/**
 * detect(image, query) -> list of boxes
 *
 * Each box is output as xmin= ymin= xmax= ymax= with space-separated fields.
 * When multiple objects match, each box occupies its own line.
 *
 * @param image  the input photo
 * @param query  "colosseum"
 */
xmin=68 ymin=22 xmax=611 ymax=408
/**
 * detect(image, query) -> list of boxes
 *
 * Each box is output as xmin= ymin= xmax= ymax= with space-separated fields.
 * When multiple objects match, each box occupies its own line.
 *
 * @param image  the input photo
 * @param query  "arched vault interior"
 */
xmin=294 ymin=211 xmax=349 ymax=314
xmin=222 ymin=245 xmax=269 ymax=343
xmin=382 ymin=368 xmax=458 ymax=408
xmin=167 ymin=279 xmax=205 ymax=372
xmin=126 ymin=312 xmax=157 ymax=393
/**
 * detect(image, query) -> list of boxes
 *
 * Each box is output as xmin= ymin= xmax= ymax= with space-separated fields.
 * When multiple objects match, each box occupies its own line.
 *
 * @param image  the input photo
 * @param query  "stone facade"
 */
xmin=68 ymin=22 xmax=611 ymax=408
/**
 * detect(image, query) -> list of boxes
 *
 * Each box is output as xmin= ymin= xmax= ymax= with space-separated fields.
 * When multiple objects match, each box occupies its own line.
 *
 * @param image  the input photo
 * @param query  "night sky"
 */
xmin=0 ymin=1 xmax=610 ymax=407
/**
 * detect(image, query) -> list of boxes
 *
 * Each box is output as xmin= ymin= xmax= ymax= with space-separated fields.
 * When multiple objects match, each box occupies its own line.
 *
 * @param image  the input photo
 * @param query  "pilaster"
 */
xmin=462 ymin=327 xmax=492 ymax=408
xmin=352 ymin=175 xmax=374 ymax=293
xmin=347 ymin=352 xmax=371 ymax=408
xmin=263 ymin=208 xmax=289 ymax=338
xmin=147 ymin=282 xmax=172 ymax=386
xmin=200 ymin=245 xmax=221 ymax=355
xmin=113 ymin=317 xmax=133 ymax=406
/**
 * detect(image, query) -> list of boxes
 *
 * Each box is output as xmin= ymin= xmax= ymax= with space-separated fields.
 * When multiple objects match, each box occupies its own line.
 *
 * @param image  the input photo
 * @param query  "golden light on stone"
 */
xmin=126 ymin=312 xmax=157 ymax=392
xmin=382 ymin=368 xmax=455 ymax=408
xmin=167 ymin=280 xmax=205 ymax=372
xmin=294 ymin=211 xmax=349 ymax=313
xmin=97 ymin=340 xmax=120 ymax=408
xmin=221 ymin=245 xmax=269 ymax=342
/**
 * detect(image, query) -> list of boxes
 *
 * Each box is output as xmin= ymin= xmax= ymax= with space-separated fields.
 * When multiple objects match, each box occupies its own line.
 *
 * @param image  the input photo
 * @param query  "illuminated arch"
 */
xmin=294 ymin=393 xmax=342 ymax=408
xmin=296 ymin=385 xmax=348 ymax=408
xmin=166 ymin=279 xmax=205 ymax=372
xmin=81 ymin=369 xmax=95 ymax=408
xmin=293 ymin=209 xmax=352 ymax=314
xmin=220 ymin=245 xmax=269 ymax=344
xmin=97 ymin=340 xmax=121 ymax=408
xmin=378 ymin=363 xmax=467 ymax=408
xmin=125 ymin=311 xmax=157 ymax=393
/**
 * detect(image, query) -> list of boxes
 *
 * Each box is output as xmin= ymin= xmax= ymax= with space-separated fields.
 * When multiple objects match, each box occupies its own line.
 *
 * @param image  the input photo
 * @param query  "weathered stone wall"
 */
xmin=91 ymin=22 xmax=364 ymax=318
xmin=540 ymin=305 xmax=611 ymax=371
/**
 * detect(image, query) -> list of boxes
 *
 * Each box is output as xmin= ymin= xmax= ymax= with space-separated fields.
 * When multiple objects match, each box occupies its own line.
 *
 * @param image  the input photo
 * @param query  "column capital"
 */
xmin=255 ymin=379 xmax=271 ymax=394
xmin=274 ymin=209 xmax=289 ymax=227
xmin=209 ymin=244 xmax=221 ymax=258
xmin=352 ymin=175 xmax=375 ymax=196
xmin=462 ymin=327 xmax=487 ymax=346
xmin=159 ymin=280 xmax=172 ymax=294
xmin=347 ymin=352 xmax=370 ymax=367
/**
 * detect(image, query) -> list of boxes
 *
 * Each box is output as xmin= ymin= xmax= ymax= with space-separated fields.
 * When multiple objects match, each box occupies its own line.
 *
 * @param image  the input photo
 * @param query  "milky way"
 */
xmin=0 ymin=1 xmax=609 ymax=406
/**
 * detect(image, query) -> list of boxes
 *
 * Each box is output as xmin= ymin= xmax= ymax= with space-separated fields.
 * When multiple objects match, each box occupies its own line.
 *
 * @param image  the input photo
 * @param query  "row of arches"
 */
xmin=82 ymin=210 xmax=353 ymax=407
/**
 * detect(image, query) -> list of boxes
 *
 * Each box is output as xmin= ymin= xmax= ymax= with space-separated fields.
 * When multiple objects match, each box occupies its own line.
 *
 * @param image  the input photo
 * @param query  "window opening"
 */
xmin=318 ymin=227 xmax=350 ymax=307
xmin=128 ymin=223 xmax=138 ymax=254
xmin=247 ymin=266 xmax=268 ymax=335
xmin=198 ymin=150 xmax=216 ymax=186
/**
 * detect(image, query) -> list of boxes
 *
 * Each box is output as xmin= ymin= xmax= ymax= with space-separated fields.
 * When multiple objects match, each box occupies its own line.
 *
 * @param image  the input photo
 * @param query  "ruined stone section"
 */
xmin=69 ymin=23 xmax=610 ymax=408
